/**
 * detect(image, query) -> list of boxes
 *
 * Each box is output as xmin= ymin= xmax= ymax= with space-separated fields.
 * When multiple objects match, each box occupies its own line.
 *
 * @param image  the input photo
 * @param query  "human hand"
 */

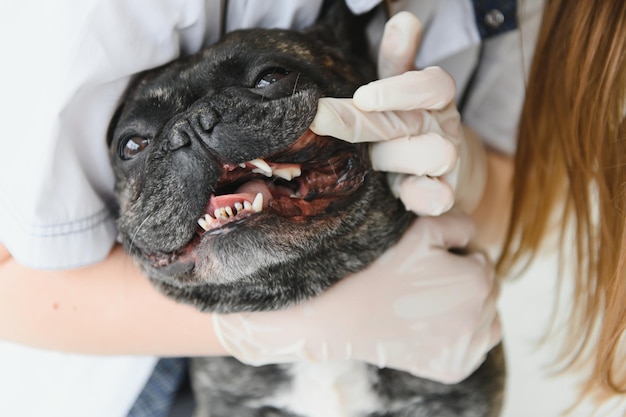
xmin=213 ymin=212 xmax=501 ymax=384
xmin=310 ymin=12 xmax=487 ymax=215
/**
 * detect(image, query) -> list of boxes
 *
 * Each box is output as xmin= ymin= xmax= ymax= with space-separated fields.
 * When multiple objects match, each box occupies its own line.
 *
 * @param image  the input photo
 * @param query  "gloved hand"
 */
xmin=213 ymin=212 xmax=501 ymax=384
xmin=310 ymin=12 xmax=487 ymax=215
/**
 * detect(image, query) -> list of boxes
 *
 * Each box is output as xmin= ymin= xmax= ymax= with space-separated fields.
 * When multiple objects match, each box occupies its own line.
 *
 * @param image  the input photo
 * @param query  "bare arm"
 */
xmin=467 ymin=125 xmax=514 ymax=249
xmin=0 ymin=243 xmax=228 ymax=356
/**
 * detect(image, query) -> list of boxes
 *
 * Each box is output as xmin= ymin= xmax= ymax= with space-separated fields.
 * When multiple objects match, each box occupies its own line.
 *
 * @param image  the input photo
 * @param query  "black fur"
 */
xmin=108 ymin=3 xmax=504 ymax=416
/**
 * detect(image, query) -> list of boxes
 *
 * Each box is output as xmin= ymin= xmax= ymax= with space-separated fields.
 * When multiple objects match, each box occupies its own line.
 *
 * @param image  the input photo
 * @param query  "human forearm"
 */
xmin=454 ymin=124 xmax=488 ymax=214
xmin=470 ymin=148 xmax=514 ymax=250
xmin=0 ymin=228 xmax=501 ymax=384
xmin=0 ymin=244 xmax=228 ymax=356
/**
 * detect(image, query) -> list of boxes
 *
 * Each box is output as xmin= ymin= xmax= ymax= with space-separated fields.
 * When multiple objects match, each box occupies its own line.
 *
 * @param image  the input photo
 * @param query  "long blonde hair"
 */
xmin=497 ymin=0 xmax=626 ymax=395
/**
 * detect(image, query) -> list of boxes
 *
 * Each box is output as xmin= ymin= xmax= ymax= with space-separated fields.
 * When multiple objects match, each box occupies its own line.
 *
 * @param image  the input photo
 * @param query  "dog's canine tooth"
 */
xmin=239 ymin=163 xmax=246 ymax=168
xmin=252 ymin=168 xmax=273 ymax=177
xmin=197 ymin=217 xmax=209 ymax=231
xmin=273 ymin=167 xmax=302 ymax=181
xmin=243 ymin=201 xmax=253 ymax=210
xmin=249 ymin=158 xmax=273 ymax=176
xmin=234 ymin=202 xmax=244 ymax=213
xmin=252 ymin=193 xmax=263 ymax=212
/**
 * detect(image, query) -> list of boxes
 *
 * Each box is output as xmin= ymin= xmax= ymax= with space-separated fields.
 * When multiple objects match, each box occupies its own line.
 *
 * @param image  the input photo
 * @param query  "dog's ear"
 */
xmin=304 ymin=0 xmax=380 ymax=63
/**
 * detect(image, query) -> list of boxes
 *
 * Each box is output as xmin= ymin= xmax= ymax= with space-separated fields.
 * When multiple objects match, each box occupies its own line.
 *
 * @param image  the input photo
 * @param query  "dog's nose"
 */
xmin=192 ymin=104 xmax=219 ymax=135
xmin=167 ymin=119 xmax=192 ymax=151
xmin=166 ymin=105 xmax=219 ymax=151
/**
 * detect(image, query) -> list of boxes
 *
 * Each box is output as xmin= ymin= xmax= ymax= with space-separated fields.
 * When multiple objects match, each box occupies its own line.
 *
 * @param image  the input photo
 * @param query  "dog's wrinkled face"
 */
xmin=108 ymin=20 xmax=413 ymax=313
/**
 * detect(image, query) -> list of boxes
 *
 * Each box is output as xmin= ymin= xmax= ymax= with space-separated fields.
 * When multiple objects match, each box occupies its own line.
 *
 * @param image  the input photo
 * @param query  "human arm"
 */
xmin=0 ymin=243 xmax=228 ymax=356
xmin=0 ymin=211 xmax=500 ymax=384
xmin=470 ymin=148 xmax=514 ymax=249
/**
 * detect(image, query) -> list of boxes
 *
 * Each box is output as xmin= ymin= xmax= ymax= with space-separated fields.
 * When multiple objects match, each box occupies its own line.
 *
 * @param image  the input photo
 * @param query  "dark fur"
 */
xmin=108 ymin=4 xmax=504 ymax=416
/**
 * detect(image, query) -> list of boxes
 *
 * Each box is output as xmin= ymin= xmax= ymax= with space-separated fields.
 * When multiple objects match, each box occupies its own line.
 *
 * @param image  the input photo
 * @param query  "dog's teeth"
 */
xmin=225 ymin=206 xmax=234 ymax=217
xmin=198 ymin=217 xmax=209 ymax=231
xmin=252 ymin=168 xmax=273 ymax=177
xmin=205 ymin=213 xmax=214 ymax=222
xmin=273 ymin=167 xmax=302 ymax=181
xmin=243 ymin=201 xmax=253 ymax=210
xmin=249 ymin=158 xmax=273 ymax=176
xmin=234 ymin=202 xmax=244 ymax=213
xmin=252 ymin=193 xmax=263 ymax=212
xmin=239 ymin=163 xmax=246 ymax=168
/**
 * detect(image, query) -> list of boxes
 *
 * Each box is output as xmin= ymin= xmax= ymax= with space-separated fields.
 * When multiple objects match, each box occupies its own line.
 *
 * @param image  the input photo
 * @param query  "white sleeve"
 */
xmin=0 ymin=0 xmax=322 ymax=270
xmin=0 ymin=0 xmax=219 ymax=270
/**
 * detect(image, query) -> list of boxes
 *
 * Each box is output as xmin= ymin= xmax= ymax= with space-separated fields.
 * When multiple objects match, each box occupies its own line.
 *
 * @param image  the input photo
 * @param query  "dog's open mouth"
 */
xmin=142 ymin=129 xmax=369 ymax=271
xmin=196 ymin=129 xmax=368 ymax=234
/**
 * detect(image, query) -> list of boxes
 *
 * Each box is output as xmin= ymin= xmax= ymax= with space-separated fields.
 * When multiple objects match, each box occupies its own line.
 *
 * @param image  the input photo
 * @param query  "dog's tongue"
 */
xmin=234 ymin=180 xmax=273 ymax=205
xmin=208 ymin=180 xmax=272 ymax=213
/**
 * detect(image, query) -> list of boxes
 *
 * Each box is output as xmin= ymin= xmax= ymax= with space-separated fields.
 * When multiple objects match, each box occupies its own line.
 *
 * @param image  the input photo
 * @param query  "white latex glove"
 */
xmin=310 ymin=12 xmax=487 ymax=215
xmin=213 ymin=212 xmax=501 ymax=384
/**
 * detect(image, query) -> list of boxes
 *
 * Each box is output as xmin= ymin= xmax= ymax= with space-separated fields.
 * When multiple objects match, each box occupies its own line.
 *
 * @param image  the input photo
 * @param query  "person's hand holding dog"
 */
xmin=213 ymin=12 xmax=501 ymax=384
xmin=311 ymin=12 xmax=487 ymax=215
xmin=213 ymin=212 xmax=500 ymax=383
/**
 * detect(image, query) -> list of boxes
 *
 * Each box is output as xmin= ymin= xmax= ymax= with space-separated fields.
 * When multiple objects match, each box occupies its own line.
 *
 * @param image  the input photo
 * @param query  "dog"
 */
xmin=108 ymin=3 xmax=504 ymax=416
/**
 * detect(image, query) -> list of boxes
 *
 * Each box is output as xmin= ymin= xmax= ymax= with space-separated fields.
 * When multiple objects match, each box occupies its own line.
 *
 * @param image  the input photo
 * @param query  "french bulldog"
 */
xmin=107 ymin=3 xmax=504 ymax=416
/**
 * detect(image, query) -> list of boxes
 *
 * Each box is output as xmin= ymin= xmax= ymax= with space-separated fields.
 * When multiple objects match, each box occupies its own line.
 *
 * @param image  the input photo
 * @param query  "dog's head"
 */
xmin=108 ymin=5 xmax=413 ymax=312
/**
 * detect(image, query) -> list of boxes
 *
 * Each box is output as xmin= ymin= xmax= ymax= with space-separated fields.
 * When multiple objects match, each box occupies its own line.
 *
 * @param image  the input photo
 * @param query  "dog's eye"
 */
xmin=120 ymin=136 xmax=151 ymax=160
xmin=255 ymin=67 xmax=291 ymax=88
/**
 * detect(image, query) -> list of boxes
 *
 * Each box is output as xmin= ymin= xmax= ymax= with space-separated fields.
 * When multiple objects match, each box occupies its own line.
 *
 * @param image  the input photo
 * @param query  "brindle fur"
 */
xmin=108 ymin=3 xmax=504 ymax=416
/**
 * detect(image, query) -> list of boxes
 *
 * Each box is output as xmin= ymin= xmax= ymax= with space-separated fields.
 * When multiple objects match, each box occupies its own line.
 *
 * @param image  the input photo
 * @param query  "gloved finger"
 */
xmin=388 ymin=174 xmax=455 ymax=216
xmin=464 ymin=302 xmax=500 ymax=364
xmin=311 ymin=98 xmax=444 ymax=143
xmin=417 ymin=210 xmax=472 ymax=247
xmin=354 ymin=67 xmax=456 ymax=112
xmin=405 ymin=211 xmax=476 ymax=249
xmin=461 ymin=255 xmax=501 ymax=353
xmin=370 ymin=132 xmax=458 ymax=177
xmin=488 ymin=315 xmax=503 ymax=351
xmin=378 ymin=11 xmax=421 ymax=78
xmin=457 ymin=314 xmax=502 ymax=383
